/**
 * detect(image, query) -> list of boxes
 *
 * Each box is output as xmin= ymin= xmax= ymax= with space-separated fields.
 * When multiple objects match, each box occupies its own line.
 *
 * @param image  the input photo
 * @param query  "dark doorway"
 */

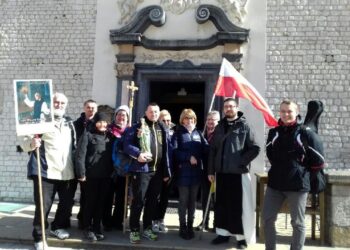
xmin=149 ymin=81 xmax=206 ymax=130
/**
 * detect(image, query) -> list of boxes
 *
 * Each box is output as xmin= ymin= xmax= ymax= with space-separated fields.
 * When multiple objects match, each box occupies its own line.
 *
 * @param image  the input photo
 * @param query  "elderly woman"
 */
xmin=172 ymin=109 xmax=208 ymax=240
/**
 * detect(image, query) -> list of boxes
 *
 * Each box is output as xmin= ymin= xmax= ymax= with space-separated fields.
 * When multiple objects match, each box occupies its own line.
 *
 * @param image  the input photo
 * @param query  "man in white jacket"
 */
xmin=21 ymin=92 xmax=76 ymax=250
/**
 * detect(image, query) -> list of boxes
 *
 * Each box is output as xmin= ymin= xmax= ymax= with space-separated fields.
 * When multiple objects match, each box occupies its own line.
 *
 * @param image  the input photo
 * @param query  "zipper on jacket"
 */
xmin=152 ymin=123 xmax=158 ymax=169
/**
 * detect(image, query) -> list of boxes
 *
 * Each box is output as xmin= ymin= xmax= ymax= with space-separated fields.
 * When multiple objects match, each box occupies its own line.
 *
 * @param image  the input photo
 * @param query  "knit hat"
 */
xmin=93 ymin=112 xmax=110 ymax=123
xmin=115 ymin=105 xmax=130 ymax=119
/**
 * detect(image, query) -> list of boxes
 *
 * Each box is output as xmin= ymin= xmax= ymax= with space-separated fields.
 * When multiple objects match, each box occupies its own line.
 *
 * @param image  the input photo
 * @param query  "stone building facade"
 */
xmin=0 ymin=0 xmax=349 ymax=205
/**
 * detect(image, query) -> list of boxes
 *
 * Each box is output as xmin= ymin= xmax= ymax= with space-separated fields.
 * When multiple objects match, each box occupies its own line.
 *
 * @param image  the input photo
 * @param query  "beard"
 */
xmin=54 ymin=108 xmax=66 ymax=118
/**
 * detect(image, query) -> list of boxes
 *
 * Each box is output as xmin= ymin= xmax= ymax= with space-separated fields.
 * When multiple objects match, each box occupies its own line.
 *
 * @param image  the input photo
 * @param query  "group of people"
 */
xmin=21 ymin=92 xmax=325 ymax=250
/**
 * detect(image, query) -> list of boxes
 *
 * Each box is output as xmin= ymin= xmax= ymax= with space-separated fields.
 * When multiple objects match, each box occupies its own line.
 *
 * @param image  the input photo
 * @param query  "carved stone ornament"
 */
xmin=217 ymin=0 xmax=248 ymax=24
xmin=117 ymin=0 xmax=144 ymax=25
xmin=160 ymin=0 xmax=200 ymax=15
xmin=115 ymin=63 xmax=135 ymax=77
xmin=138 ymin=52 xmax=222 ymax=63
xmin=110 ymin=5 xmax=249 ymax=50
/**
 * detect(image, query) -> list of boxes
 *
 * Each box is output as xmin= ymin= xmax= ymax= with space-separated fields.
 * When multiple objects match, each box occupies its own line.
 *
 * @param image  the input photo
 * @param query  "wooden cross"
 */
xmin=126 ymin=81 xmax=138 ymax=126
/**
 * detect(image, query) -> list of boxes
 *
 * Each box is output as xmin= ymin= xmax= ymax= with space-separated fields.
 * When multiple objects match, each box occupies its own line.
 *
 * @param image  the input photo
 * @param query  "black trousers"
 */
xmin=102 ymin=175 xmax=126 ymax=228
xmin=154 ymin=179 xmax=172 ymax=221
xmin=32 ymin=177 xmax=76 ymax=242
xmin=76 ymin=180 xmax=86 ymax=225
xmin=82 ymin=178 xmax=110 ymax=233
xmin=129 ymin=172 xmax=163 ymax=231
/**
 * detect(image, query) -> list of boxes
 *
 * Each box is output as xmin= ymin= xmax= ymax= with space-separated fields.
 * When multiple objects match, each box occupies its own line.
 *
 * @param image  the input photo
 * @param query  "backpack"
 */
xmin=112 ymin=135 xmax=132 ymax=177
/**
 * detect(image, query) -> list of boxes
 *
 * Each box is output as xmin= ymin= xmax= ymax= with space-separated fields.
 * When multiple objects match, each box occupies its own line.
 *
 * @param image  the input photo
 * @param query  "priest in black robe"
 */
xmin=208 ymin=98 xmax=260 ymax=249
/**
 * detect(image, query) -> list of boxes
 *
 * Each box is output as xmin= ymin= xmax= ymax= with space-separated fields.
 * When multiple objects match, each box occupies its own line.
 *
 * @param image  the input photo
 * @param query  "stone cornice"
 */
xmin=110 ymin=4 xmax=249 ymax=50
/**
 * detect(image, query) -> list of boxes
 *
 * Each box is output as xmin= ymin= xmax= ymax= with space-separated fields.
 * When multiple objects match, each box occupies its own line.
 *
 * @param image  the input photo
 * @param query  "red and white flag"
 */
xmin=215 ymin=58 xmax=278 ymax=127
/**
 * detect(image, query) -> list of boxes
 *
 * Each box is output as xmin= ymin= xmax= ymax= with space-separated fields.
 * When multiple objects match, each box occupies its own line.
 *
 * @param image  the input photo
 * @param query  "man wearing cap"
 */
xmin=21 ymin=92 xmax=77 ymax=250
xmin=102 ymin=105 xmax=130 ymax=231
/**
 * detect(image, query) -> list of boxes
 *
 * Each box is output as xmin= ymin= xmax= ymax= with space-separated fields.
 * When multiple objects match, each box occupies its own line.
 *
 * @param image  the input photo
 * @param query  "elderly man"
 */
xmin=196 ymin=110 xmax=220 ymax=231
xmin=123 ymin=103 xmax=171 ymax=244
xmin=21 ymin=92 xmax=76 ymax=250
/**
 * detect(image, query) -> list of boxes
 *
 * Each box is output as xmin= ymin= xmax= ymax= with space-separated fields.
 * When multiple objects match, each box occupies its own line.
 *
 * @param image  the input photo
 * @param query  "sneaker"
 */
xmin=130 ymin=231 xmax=141 ymax=244
xmin=34 ymin=241 xmax=49 ymax=250
xmin=84 ymin=230 xmax=97 ymax=241
xmin=49 ymin=229 xmax=70 ymax=240
xmin=142 ymin=228 xmax=158 ymax=241
xmin=152 ymin=220 xmax=160 ymax=233
xmin=158 ymin=221 xmax=168 ymax=233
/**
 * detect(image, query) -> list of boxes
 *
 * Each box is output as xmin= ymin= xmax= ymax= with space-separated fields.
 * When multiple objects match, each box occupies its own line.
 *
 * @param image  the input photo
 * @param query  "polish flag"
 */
xmin=215 ymin=58 xmax=278 ymax=127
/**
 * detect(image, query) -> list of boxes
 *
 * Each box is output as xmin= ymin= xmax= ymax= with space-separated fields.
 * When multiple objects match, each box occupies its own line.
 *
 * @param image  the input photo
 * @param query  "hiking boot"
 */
xmin=142 ymin=228 xmax=158 ymax=241
xmin=187 ymin=222 xmax=195 ymax=239
xmin=179 ymin=224 xmax=189 ymax=240
xmin=84 ymin=230 xmax=97 ymax=241
xmin=158 ymin=220 xmax=168 ymax=233
xmin=49 ymin=229 xmax=70 ymax=240
xmin=129 ymin=231 xmax=141 ymax=244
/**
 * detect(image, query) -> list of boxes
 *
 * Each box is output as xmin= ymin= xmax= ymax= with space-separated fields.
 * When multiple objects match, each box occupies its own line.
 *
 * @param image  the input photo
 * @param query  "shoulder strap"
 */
xmin=299 ymin=125 xmax=309 ymax=150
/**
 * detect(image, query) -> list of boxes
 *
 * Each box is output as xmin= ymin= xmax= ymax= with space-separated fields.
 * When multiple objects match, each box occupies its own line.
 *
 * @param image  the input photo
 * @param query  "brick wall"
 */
xmin=266 ymin=0 xmax=350 ymax=170
xmin=0 ymin=0 xmax=97 ymax=201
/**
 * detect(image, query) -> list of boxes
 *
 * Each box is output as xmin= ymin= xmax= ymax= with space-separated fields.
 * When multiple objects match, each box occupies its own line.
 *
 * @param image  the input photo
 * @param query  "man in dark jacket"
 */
xmin=263 ymin=100 xmax=325 ymax=250
xmin=73 ymin=99 xmax=97 ymax=228
xmin=208 ymin=98 xmax=260 ymax=249
xmin=123 ymin=103 xmax=170 ymax=244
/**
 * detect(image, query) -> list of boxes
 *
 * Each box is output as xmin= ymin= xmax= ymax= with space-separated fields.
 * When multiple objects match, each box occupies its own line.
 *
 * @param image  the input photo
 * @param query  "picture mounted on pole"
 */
xmin=14 ymin=79 xmax=55 ymax=136
xmin=14 ymin=79 xmax=55 ymax=249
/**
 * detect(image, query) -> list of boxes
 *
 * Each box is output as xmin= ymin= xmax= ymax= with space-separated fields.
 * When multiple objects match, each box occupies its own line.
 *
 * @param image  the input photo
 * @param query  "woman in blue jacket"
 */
xmin=172 ymin=109 xmax=208 ymax=240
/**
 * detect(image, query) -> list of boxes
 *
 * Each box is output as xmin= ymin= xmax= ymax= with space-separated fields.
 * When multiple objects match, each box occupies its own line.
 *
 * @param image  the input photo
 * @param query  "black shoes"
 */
xmin=211 ymin=235 xmax=230 ymax=245
xmin=179 ymin=225 xmax=189 ymax=240
xmin=237 ymin=239 xmax=248 ymax=249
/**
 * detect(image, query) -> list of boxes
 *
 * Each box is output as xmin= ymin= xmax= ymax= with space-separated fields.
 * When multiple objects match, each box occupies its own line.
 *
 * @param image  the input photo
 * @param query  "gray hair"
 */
xmin=53 ymin=92 xmax=68 ymax=104
xmin=207 ymin=110 xmax=220 ymax=120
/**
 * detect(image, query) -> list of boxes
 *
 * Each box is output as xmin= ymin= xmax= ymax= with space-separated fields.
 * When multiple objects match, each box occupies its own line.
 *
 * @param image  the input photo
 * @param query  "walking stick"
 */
xmin=122 ymin=81 xmax=139 ymax=233
xmin=35 ymin=143 xmax=47 ymax=249
xmin=199 ymin=181 xmax=215 ymax=240
xmin=122 ymin=175 xmax=129 ymax=233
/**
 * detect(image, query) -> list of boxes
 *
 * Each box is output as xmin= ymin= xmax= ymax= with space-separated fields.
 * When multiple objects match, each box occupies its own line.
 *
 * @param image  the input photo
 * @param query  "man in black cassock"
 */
xmin=208 ymin=98 xmax=260 ymax=249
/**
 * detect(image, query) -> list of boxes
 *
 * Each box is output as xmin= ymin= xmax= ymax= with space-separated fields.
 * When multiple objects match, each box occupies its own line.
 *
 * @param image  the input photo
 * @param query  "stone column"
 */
xmin=325 ymin=171 xmax=350 ymax=247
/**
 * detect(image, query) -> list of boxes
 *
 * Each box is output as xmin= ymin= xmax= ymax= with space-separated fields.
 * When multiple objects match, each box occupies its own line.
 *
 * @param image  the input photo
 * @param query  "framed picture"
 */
xmin=14 ymin=79 xmax=55 ymax=136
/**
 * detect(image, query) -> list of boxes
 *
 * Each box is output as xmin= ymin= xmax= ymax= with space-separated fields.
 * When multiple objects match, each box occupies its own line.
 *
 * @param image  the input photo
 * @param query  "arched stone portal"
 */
xmin=110 ymin=4 xmax=249 ymax=123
